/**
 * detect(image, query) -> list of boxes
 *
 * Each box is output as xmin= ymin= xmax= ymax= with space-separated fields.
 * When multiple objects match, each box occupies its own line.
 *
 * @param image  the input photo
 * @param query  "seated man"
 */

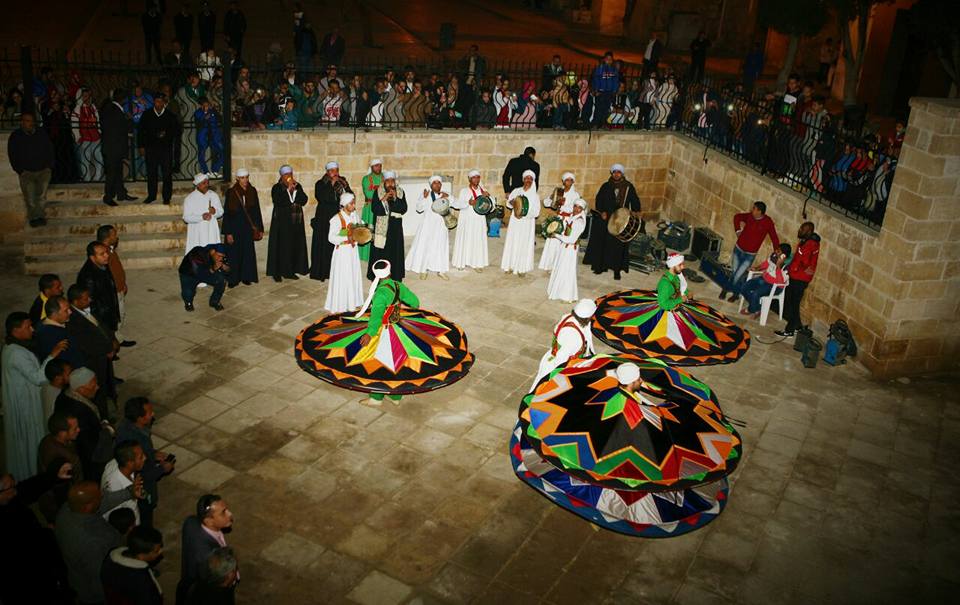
xmin=179 ymin=243 xmax=229 ymax=311
xmin=740 ymin=243 xmax=792 ymax=319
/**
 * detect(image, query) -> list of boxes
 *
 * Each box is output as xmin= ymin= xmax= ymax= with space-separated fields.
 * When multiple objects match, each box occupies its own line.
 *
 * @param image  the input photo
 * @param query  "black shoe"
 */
xmin=719 ymin=290 xmax=727 ymax=299
xmin=273 ymin=275 xmax=282 ymax=283
xmin=774 ymin=330 xmax=795 ymax=338
xmin=613 ymin=272 xmax=621 ymax=281
xmin=103 ymin=198 xmax=119 ymax=207
xmin=727 ymin=294 xmax=739 ymax=303
xmin=210 ymin=302 xmax=225 ymax=311
xmin=113 ymin=377 xmax=125 ymax=385
xmin=28 ymin=218 xmax=43 ymax=228
xmin=285 ymin=274 xmax=300 ymax=280
xmin=184 ymin=302 xmax=195 ymax=312
xmin=36 ymin=217 xmax=47 ymax=226
xmin=242 ymin=280 xmax=252 ymax=285
xmin=143 ymin=197 xmax=156 ymax=205
xmin=228 ymin=282 xmax=238 ymax=289
xmin=162 ymin=200 xmax=171 ymax=205
xmin=118 ymin=194 xmax=137 ymax=201
xmin=119 ymin=340 xmax=136 ymax=347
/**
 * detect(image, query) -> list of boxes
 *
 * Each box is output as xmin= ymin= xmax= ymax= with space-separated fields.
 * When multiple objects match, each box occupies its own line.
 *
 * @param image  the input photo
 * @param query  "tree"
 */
xmin=759 ymin=0 xmax=829 ymax=89
xmin=910 ymin=0 xmax=960 ymax=98
xmin=830 ymin=0 xmax=892 ymax=106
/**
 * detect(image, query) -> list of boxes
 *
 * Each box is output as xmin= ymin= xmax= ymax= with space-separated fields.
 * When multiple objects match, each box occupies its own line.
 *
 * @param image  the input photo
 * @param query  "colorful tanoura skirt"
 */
xmin=295 ymin=307 xmax=474 ymax=394
xmin=592 ymin=289 xmax=750 ymax=365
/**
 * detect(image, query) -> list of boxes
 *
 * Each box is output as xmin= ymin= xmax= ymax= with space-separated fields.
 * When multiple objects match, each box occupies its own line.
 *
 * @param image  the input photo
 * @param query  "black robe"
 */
xmin=583 ymin=177 xmax=641 ymax=273
xmin=310 ymin=175 xmax=353 ymax=281
xmin=266 ymin=181 xmax=309 ymax=277
xmin=367 ymin=186 xmax=407 ymax=281
xmin=221 ymin=183 xmax=264 ymax=285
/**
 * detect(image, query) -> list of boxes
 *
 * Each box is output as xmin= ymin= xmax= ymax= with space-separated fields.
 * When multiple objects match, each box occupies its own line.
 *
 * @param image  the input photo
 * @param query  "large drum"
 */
xmin=349 ymin=225 xmax=373 ymax=245
xmin=607 ymin=207 xmax=643 ymax=242
xmin=431 ymin=197 xmax=451 ymax=216
xmin=443 ymin=210 xmax=458 ymax=230
xmin=541 ymin=216 xmax=564 ymax=239
xmin=474 ymin=195 xmax=495 ymax=215
xmin=512 ymin=195 xmax=530 ymax=219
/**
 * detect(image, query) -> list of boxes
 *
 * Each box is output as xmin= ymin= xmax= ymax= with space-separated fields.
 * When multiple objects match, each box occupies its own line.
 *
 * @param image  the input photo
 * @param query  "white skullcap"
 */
xmin=235 ymin=168 xmax=249 ymax=178
xmin=573 ymin=298 xmax=596 ymax=318
xmin=69 ymin=367 xmax=96 ymax=389
xmin=522 ymin=169 xmax=536 ymax=180
xmin=339 ymin=192 xmax=355 ymax=207
xmin=467 ymin=169 xmax=481 ymax=178
xmin=325 ymin=161 xmax=339 ymax=170
xmin=666 ymin=253 xmax=685 ymax=268
xmin=428 ymin=175 xmax=442 ymax=185
xmin=574 ymin=198 xmax=587 ymax=208
xmin=372 ymin=259 xmax=391 ymax=279
xmin=369 ymin=158 xmax=383 ymax=167
xmin=193 ymin=173 xmax=209 ymax=186
xmin=615 ymin=363 xmax=640 ymax=386
xmin=610 ymin=163 xmax=625 ymax=174
xmin=383 ymin=170 xmax=397 ymax=180
xmin=561 ymin=172 xmax=576 ymax=182
xmin=278 ymin=164 xmax=293 ymax=175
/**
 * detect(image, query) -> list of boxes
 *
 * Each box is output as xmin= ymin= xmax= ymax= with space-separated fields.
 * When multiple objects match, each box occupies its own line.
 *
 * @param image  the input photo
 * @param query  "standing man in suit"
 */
xmin=138 ymin=93 xmax=180 ymax=204
xmin=77 ymin=241 xmax=121 ymax=335
xmin=501 ymin=146 xmax=540 ymax=197
xmin=65 ymin=284 xmax=118 ymax=413
xmin=174 ymin=3 xmax=194 ymax=56
xmin=175 ymin=494 xmax=235 ymax=605
xmin=100 ymin=89 xmax=136 ymax=207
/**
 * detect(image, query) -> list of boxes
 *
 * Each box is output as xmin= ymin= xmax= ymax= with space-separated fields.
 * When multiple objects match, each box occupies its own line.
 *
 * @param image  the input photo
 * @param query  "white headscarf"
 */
xmin=616 ymin=363 xmax=640 ymax=385
xmin=325 ymin=161 xmax=339 ymax=171
xmin=354 ymin=260 xmax=392 ymax=318
xmin=561 ymin=171 xmax=576 ymax=183
xmin=235 ymin=168 xmax=249 ymax=178
xmin=573 ymin=298 xmax=596 ymax=318
xmin=193 ymin=173 xmax=209 ymax=186
xmin=467 ymin=169 xmax=481 ymax=178
xmin=383 ymin=170 xmax=397 ymax=180
xmin=522 ymin=169 xmax=536 ymax=180
xmin=339 ymin=192 xmax=355 ymax=207
xmin=278 ymin=165 xmax=293 ymax=176
xmin=610 ymin=163 xmax=625 ymax=175
xmin=428 ymin=175 xmax=442 ymax=185
xmin=369 ymin=158 xmax=383 ymax=168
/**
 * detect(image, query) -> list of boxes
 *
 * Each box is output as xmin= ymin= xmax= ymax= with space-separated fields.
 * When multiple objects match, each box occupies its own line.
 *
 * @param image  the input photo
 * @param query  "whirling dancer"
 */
xmin=451 ymin=169 xmax=490 ymax=272
xmin=294 ymin=259 xmax=475 ymax=407
xmin=592 ymin=252 xmax=751 ymax=365
xmin=546 ymin=198 xmax=587 ymax=302
xmin=406 ymin=175 xmax=450 ymax=280
xmin=501 ymin=169 xmax=541 ymax=278
xmin=531 ymin=298 xmax=596 ymax=390
xmin=539 ymin=171 xmax=580 ymax=271
xmin=324 ymin=193 xmax=364 ymax=314
xmin=367 ymin=171 xmax=407 ymax=281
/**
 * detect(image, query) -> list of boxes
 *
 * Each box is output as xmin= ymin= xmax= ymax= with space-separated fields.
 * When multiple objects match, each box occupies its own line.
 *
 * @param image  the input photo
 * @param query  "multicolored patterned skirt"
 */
xmin=295 ymin=307 xmax=474 ymax=394
xmin=592 ymin=289 xmax=750 ymax=365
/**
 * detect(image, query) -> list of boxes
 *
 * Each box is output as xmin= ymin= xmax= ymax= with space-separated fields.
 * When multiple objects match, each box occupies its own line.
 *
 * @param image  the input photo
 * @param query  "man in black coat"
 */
xmin=310 ymin=161 xmax=353 ymax=281
xmin=7 ymin=112 xmax=54 ymax=226
xmin=100 ymin=526 xmax=164 ymax=605
xmin=76 ymin=241 xmax=121 ymax=334
xmin=141 ymin=8 xmax=163 ymax=64
xmin=100 ymin=89 xmax=136 ymax=207
xmin=583 ymin=163 xmax=641 ymax=280
xmin=164 ymin=40 xmax=193 ymax=88
xmin=198 ymin=1 xmax=216 ymax=52
xmin=321 ymin=26 xmax=346 ymax=66
xmin=223 ymin=1 xmax=247 ymax=57
xmin=138 ymin=93 xmax=180 ymax=204
xmin=175 ymin=494 xmax=235 ymax=605
xmin=267 ymin=166 xmax=309 ymax=282
xmin=64 ymin=286 xmax=117 ymax=419
xmin=501 ymin=147 xmax=540 ymax=196
xmin=174 ymin=4 xmax=194 ymax=55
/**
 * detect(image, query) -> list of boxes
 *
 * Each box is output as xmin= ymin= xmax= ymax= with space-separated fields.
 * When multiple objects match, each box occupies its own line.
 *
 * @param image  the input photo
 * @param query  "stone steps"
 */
xmin=25 ymin=249 xmax=182 ymax=275
xmin=30 ymin=214 xmax=187 ymax=238
xmin=44 ymin=199 xmax=185 ymax=219
xmin=25 ymin=232 xmax=188 ymax=256
xmin=46 ymin=184 xmax=198 ymax=202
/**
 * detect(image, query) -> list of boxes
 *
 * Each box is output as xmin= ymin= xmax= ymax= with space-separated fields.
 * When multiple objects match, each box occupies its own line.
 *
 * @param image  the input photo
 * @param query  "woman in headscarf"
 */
xmin=501 ymin=169 xmax=541 ymax=277
xmin=222 ymin=168 xmax=264 ymax=286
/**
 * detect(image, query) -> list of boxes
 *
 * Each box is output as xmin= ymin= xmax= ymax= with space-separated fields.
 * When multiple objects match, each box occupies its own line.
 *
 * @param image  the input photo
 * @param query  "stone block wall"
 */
xmin=0 ymin=133 xmax=27 ymax=237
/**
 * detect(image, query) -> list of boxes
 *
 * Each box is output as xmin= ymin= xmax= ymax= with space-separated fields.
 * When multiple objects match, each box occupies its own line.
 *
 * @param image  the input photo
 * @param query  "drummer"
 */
xmin=547 ymin=198 xmax=587 ymax=302
xmin=406 ymin=175 xmax=451 ymax=280
xmin=539 ymin=171 xmax=581 ymax=271
xmin=583 ymin=163 xmax=641 ymax=281
xmin=452 ymin=169 xmax=490 ymax=272
xmin=324 ymin=192 xmax=365 ymax=313
xmin=531 ymin=298 xmax=597 ymax=389
xmin=501 ymin=169 xmax=541 ymax=278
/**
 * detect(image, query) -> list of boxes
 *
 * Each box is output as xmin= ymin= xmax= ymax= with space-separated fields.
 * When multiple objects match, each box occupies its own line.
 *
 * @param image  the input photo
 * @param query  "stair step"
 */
xmin=24 ymin=250 xmax=182 ymax=275
xmin=30 ymin=215 xmax=188 ymax=237
xmin=45 ymin=199 xmax=185 ymax=219
xmin=46 ymin=184 xmax=198 ymax=202
xmin=25 ymin=232 xmax=188 ymax=256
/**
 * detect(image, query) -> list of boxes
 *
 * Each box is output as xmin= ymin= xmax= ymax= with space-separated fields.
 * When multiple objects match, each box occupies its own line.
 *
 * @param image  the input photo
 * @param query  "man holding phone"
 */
xmin=116 ymin=397 xmax=176 ymax=528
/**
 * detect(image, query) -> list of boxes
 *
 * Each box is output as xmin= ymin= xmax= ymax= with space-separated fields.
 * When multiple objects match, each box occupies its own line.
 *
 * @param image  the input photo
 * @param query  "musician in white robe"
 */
xmin=547 ymin=198 xmax=587 ymax=302
xmin=406 ymin=175 xmax=450 ymax=280
xmin=531 ymin=298 xmax=596 ymax=390
xmin=324 ymin=193 xmax=364 ymax=313
xmin=182 ymin=173 xmax=224 ymax=253
xmin=501 ymin=169 xmax=541 ymax=277
xmin=451 ymin=169 xmax=489 ymax=272
xmin=538 ymin=171 xmax=580 ymax=271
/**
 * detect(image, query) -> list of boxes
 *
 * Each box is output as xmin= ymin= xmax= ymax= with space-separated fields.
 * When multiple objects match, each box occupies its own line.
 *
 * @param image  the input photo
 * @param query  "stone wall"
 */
xmin=0 ymin=133 xmax=28 ymax=237
xmin=662 ymin=97 xmax=960 ymax=378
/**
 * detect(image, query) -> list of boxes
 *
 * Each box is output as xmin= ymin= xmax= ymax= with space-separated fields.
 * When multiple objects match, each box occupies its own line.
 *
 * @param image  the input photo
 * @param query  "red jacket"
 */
xmin=733 ymin=213 xmax=780 ymax=254
xmin=789 ymin=235 xmax=820 ymax=282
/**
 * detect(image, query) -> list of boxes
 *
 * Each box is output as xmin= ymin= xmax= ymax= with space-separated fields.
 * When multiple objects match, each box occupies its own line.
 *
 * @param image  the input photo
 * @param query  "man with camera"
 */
xmin=178 ymin=243 xmax=230 ymax=311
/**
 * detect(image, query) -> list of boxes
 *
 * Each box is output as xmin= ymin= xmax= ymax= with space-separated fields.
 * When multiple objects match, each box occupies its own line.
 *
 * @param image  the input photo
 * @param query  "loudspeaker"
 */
xmin=657 ymin=221 xmax=691 ymax=251
xmin=691 ymin=226 xmax=722 ymax=260
xmin=698 ymin=251 xmax=733 ymax=291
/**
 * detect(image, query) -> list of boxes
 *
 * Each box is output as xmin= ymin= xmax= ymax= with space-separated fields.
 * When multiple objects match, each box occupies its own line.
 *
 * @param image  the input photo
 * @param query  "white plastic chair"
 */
xmin=738 ymin=271 xmax=789 ymax=326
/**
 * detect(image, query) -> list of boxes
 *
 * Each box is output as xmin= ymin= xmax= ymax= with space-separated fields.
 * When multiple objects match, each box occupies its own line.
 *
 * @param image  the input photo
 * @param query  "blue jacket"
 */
xmin=591 ymin=64 xmax=619 ymax=93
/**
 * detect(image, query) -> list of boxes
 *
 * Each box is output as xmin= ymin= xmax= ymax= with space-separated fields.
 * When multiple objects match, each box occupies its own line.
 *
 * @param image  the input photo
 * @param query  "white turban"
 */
xmin=574 ymin=198 xmax=587 ymax=209
xmin=279 ymin=165 xmax=293 ymax=175
xmin=339 ymin=192 xmax=355 ymax=207
xmin=193 ymin=173 xmax=209 ymax=186
xmin=467 ymin=169 xmax=481 ymax=178
xmin=522 ymin=169 xmax=536 ymax=180
xmin=369 ymin=158 xmax=383 ymax=167
xmin=383 ymin=170 xmax=397 ymax=180
xmin=69 ymin=367 xmax=96 ymax=389
xmin=428 ymin=175 xmax=442 ymax=185
xmin=355 ymin=260 xmax=393 ymax=319
xmin=325 ymin=161 xmax=339 ymax=171
xmin=235 ymin=168 xmax=249 ymax=178
xmin=561 ymin=172 xmax=576 ymax=182
xmin=372 ymin=260 xmax=391 ymax=278
xmin=666 ymin=253 xmax=685 ymax=268
xmin=615 ymin=363 xmax=640 ymax=386
xmin=573 ymin=299 xmax=596 ymax=318
xmin=610 ymin=163 xmax=625 ymax=174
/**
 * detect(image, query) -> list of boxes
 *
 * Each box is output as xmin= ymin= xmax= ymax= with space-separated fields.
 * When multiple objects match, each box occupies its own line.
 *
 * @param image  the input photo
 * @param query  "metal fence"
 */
xmin=0 ymin=47 xmax=895 ymax=228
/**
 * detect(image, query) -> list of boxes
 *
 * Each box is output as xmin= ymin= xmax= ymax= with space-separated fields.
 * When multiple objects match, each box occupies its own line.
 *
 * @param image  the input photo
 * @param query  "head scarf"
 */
xmin=573 ymin=299 xmax=596 ymax=318
xmin=561 ymin=172 xmax=576 ymax=183
xmin=467 ymin=169 xmax=481 ymax=179
xmin=279 ymin=164 xmax=293 ymax=176
xmin=615 ymin=363 xmax=640 ymax=385
xmin=666 ymin=253 xmax=684 ymax=268
xmin=339 ymin=192 xmax=355 ymax=207
xmin=383 ymin=170 xmax=397 ymax=180
xmin=193 ymin=173 xmax=209 ymax=186
xmin=610 ymin=163 xmax=625 ymax=175
xmin=325 ymin=161 xmax=339 ymax=171
xmin=235 ymin=168 xmax=249 ymax=178
xmin=354 ymin=260 xmax=392 ymax=319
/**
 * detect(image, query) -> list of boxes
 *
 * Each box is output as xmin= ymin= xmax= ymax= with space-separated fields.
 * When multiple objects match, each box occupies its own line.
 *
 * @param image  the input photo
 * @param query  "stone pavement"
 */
xmin=0 ymin=235 xmax=957 ymax=604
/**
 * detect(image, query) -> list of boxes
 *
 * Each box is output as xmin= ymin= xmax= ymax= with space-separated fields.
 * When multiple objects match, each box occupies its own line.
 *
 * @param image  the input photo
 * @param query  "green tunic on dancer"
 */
xmin=656 ymin=271 xmax=684 ymax=311
xmin=363 ymin=279 xmax=420 ymax=337
xmin=359 ymin=172 xmax=383 ymax=261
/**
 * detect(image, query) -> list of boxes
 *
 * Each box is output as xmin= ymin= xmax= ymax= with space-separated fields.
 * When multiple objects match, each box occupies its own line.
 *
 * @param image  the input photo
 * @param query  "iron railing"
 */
xmin=0 ymin=47 xmax=895 ymax=228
